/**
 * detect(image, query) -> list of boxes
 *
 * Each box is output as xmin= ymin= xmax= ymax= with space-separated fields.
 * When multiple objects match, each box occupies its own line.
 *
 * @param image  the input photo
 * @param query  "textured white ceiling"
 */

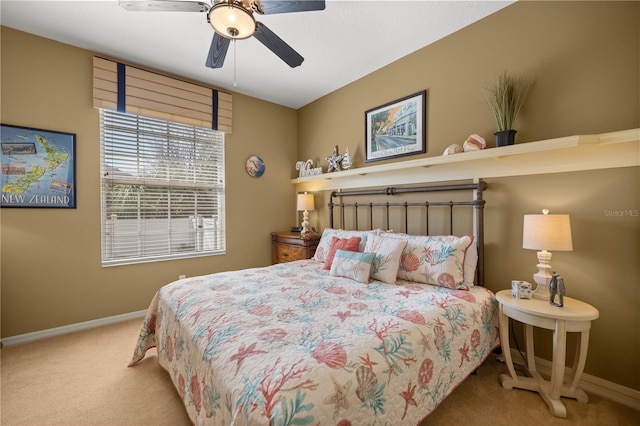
xmin=1 ymin=0 xmax=513 ymax=109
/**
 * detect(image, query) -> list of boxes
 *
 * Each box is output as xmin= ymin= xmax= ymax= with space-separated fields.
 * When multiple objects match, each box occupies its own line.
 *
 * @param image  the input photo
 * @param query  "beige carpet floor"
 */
xmin=1 ymin=318 xmax=637 ymax=425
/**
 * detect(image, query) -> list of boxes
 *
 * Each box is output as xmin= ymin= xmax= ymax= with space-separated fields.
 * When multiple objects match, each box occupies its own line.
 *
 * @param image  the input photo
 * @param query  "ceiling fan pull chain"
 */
xmin=233 ymin=39 xmax=237 ymax=87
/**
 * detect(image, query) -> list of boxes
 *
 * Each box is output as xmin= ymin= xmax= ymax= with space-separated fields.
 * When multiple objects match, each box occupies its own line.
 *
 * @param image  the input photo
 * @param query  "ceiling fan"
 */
xmin=119 ymin=0 xmax=325 ymax=69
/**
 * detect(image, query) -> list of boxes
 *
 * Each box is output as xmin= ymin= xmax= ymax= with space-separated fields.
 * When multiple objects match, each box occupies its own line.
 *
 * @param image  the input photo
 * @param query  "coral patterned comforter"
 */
xmin=129 ymin=260 xmax=499 ymax=425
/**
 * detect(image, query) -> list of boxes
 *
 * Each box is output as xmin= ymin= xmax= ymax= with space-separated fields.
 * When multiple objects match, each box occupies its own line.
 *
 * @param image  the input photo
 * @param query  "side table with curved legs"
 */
xmin=495 ymin=290 xmax=599 ymax=418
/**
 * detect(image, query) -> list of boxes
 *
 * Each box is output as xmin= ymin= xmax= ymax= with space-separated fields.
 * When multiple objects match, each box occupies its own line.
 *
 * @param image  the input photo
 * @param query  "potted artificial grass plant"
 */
xmin=484 ymin=71 xmax=533 ymax=146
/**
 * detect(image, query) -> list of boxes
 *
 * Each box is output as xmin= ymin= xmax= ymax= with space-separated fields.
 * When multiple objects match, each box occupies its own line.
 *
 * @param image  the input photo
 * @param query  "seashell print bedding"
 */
xmin=129 ymin=259 xmax=499 ymax=425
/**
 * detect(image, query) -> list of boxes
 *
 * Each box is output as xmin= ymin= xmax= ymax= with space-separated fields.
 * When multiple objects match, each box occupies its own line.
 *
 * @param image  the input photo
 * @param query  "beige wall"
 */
xmin=297 ymin=1 xmax=639 ymax=390
xmin=1 ymin=28 xmax=298 ymax=337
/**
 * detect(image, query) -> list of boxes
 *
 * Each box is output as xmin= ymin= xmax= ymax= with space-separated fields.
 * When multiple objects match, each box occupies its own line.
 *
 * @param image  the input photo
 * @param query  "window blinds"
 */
xmin=100 ymin=109 xmax=226 ymax=265
xmin=93 ymin=56 xmax=232 ymax=133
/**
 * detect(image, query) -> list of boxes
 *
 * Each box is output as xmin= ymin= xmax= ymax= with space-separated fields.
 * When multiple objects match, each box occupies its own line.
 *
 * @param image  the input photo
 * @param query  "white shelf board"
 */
xmin=292 ymin=128 xmax=639 ymax=191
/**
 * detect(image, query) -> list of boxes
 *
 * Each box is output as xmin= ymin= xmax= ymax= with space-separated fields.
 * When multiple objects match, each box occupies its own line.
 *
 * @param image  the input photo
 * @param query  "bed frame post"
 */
xmin=329 ymin=193 xmax=336 ymax=229
xmin=474 ymin=180 xmax=488 ymax=287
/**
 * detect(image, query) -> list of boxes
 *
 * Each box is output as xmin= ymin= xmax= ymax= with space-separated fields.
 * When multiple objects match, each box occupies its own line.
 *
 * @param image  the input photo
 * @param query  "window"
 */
xmin=100 ymin=110 xmax=225 ymax=266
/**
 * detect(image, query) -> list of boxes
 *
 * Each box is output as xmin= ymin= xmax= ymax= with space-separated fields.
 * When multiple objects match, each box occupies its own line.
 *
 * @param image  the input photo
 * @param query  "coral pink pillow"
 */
xmin=312 ymin=229 xmax=371 ymax=262
xmin=323 ymin=236 xmax=362 ymax=270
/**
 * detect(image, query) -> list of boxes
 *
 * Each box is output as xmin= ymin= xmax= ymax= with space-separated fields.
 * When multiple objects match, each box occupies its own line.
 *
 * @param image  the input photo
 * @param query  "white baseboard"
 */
xmin=0 ymin=310 xmax=147 ymax=347
xmin=507 ymin=348 xmax=640 ymax=411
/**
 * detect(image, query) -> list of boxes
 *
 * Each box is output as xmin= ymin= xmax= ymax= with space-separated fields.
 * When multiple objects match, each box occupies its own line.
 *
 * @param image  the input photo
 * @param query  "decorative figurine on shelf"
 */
xmin=342 ymin=147 xmax=352 ymax=170
xmin=442 ymin=134 xmax=487 ymax=156
xmin=326 ymin=145 xmax=343 ymax=172
xmin=463 ymin=134 xmax=486 ymax=152
xmin=295 ymin=159 xmax=323 ymax=178
xmin=549 ymin=272 xmax=566 ymax=307
xmin=296 ymin=159 xmax=313 ymax=177
xmin=442 ymin=144 xmax=464 ymax=156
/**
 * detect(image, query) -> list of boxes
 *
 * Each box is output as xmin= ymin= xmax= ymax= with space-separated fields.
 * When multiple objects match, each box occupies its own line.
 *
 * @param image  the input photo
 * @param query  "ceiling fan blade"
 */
xmin=253 ymin=22 xmax=303 ymax=68
xmin=119 ymin=1 xmax=209 ymax=12
xmin=256 ymin=0 xmax=325 ymax=15
xmin=206 ymin=33 xmax=230 ymax=69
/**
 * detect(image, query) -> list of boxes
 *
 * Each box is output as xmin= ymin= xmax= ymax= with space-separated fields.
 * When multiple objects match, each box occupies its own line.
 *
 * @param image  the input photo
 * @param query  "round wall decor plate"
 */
xmin=245 ymin=155 xmax=265 ymax=177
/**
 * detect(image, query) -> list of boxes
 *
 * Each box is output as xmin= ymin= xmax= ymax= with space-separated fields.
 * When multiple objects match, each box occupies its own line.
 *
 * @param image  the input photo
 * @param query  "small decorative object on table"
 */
xmin=325 ymin=145 xmax=343 ymax=172
xmin=549 ymin=272 xmax=566 ymax=307
xmin=511 ymin=280 xmax=533 ymax=299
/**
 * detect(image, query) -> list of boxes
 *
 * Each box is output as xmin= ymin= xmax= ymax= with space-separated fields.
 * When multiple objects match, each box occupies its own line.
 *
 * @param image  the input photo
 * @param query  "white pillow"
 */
xmin=364 ymin=234 xmax=407 ymax=284
xmin=384 ymin=233 xmax=473 ymax=289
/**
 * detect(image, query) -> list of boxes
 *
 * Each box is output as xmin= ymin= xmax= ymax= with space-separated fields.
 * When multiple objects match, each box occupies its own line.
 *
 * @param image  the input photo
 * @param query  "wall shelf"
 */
xmin=292 ymin=128 xmax=639 ymax=191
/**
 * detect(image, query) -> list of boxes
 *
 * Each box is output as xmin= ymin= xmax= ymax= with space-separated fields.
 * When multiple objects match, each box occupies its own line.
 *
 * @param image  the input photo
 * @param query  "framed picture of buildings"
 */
xmin=365 ymin=90 xmax=426 ymax=162
xmin=1 ymin=124 xmax=76 ymax=208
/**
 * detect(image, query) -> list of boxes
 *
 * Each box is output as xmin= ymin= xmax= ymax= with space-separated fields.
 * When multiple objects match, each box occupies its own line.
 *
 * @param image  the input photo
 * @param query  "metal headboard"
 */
xmin=329 ymin=180 xmax=488 ymax=286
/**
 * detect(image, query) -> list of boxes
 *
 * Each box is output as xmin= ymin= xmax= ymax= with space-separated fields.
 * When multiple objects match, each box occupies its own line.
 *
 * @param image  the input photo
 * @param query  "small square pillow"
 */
xmin=329 ymin=250 xmax=375 ymax=283
xmin=323 ymin=236 xmax=362 ymax=270
xmin=313 ymin=229 xmax=371 ymax=262
xmin=364 ymin=234 xmax=407 ymax=284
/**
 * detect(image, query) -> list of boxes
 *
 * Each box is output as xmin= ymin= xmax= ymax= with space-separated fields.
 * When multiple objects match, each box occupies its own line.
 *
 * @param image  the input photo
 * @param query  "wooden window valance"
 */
xmin=92 ymin=56 xmax=232 ymax=133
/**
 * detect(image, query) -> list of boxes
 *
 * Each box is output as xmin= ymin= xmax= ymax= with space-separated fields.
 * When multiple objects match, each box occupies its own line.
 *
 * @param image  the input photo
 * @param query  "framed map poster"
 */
xmin=1 ymin=124 xmax=76 ymax=208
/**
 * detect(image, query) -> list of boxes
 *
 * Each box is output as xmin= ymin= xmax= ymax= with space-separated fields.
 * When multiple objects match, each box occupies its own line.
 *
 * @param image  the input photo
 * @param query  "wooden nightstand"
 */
xmin=496 ymin=289 xmax=599 ymax=418
xmin=271 ymin=231 xmax=320 ymax=264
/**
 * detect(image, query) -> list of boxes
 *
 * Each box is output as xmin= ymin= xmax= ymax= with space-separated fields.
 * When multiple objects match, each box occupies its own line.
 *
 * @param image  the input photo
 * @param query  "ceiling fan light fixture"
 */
xmin=208 ymin=1 xmax=255 ymax=40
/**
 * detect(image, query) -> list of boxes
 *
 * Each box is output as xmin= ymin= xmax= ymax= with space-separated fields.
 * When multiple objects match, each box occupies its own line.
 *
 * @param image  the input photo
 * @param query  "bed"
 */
xmin=129 ymin=181 xmax=499 ymax=425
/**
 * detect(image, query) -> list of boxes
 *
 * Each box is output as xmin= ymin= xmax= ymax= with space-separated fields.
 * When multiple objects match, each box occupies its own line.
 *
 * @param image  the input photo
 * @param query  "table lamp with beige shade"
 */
xmin=297 ymin=192 xmax=315 ymax=235
xmin=522 ymin=209 xmax=573 ymax=300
